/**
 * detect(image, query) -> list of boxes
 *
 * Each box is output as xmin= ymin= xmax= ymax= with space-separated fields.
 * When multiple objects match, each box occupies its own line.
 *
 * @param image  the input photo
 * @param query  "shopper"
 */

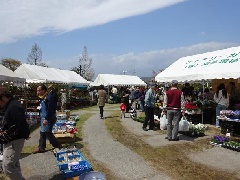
xmin=142 ymin=83 xmax=157 ymax=131
xmin=119 ymin=100 xmax=126 ymax=118
xmin=228 ymin=82 xmax=239 ymax=110
xmin=60 ymin=89 xmax=67 ymax=111
xmin=111 ymin=86 xmax=118 ymax=104
xmin=163 ymin=80 xmax=185 ymax=141
xmin=214 ymin=83 xmax=229 ymax=127
xmin=33 ymin=84 xmax=62 ymax=154
xmin=0 ymin=88 xmax=30 ymax=180
xmin=181 ymin=82 xmax=194 ymax=99
xmin=123 ymin=88 xmax=130 ymax=112
xmin=97 ymin=85 xmax=107 ymax=119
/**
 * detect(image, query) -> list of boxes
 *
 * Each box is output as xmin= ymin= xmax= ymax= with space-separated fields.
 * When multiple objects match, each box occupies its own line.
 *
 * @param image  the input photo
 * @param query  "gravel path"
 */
xmin=16 ymin=104 xmax=240 ymax=179
xmin=83 ymin=112 xmax=171 ymax=180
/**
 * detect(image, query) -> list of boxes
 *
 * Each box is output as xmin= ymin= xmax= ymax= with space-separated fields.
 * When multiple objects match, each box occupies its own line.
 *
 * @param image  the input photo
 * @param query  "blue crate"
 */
xmin=55 ymin=120 xmax=67 ymax=126
xmin=61 ymin=161 xmax=92 ymax=179
xmin=56 ymin=149 xmax=92 ymax=178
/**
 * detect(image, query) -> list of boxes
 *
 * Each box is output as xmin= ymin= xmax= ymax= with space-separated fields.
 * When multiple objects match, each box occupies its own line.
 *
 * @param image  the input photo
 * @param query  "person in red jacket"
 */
xmin=119 ymin=101 xmax=126 ymax=118
xmin=163 ymin=80 xmax=185 ymax=141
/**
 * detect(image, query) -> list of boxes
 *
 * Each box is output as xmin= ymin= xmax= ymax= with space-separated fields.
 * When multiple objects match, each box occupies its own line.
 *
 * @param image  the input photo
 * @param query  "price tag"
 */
xmin=226 ymin=133 xmax=231 ymax=138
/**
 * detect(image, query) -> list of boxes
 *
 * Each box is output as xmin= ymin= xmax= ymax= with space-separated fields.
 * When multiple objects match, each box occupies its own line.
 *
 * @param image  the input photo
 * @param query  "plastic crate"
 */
xmin=56 ymin=149 xmax=92 ymax=179
xmin=55 ymin=120 xmax=67 ymax=126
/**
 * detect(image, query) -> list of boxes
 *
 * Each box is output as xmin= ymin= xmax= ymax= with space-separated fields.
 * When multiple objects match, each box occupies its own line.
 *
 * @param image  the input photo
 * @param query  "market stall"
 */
xmin=0 ymin=64 xmax=26 ymax=83
xmin=90 ymin=74 xmax=147 ymax=87
xmin=14 ymin=64 xmax=90 ymax=111
xmin=15 ymin=64 xmax=89 ymax=85
xmin=155 ymin=46 xmax=240 ymax=127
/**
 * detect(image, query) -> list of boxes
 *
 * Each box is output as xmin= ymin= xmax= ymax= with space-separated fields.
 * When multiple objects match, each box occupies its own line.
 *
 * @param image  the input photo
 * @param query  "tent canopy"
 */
xmin=155 ymin=46 xmax=240 ymax=83
xmin=0 ymin=64 xmax=26 ymax=83
xmin=90 ymin=74 xmax=147 ymax=87
xmin=15 ymin=64 xmax=89 ymax=85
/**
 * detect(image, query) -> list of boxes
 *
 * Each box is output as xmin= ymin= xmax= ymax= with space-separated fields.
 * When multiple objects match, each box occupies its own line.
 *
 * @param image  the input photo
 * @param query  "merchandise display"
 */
xmin=218 ymin=110 xmax=240 ymax=136
xmin=56 ymin=147 xmax=92 ymax=178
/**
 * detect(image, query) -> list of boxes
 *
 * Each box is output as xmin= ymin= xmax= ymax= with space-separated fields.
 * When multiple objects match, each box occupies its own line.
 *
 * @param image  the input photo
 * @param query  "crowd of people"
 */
xmin=0 ymin=80 xmax=240 ymax=179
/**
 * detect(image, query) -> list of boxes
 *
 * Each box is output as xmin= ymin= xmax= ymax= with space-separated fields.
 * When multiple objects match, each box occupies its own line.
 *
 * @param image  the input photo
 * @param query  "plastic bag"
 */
xmin=179 ymin=116 xmax=189 ymax=132
xmin=160 ymin=115 xmax=167 ymax=130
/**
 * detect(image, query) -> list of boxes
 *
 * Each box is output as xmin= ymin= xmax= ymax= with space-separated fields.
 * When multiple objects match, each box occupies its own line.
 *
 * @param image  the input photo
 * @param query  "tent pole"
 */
xmin=201 ymin=80 xmax=205 ymax=124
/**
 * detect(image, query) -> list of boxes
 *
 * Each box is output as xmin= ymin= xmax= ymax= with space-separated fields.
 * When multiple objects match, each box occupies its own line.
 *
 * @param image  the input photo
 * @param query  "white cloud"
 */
xmin=43 ymin=41 xmax=239 ymax=78
xmin=76 ymin=42 xmax=239 ymax=78
xmin=0 ymin=0 xmax=186 ymax=43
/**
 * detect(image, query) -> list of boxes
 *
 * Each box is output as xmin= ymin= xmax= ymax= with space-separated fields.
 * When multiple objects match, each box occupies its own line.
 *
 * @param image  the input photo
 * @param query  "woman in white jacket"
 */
xmin=214 ymin=83 xmax=229 ymax=127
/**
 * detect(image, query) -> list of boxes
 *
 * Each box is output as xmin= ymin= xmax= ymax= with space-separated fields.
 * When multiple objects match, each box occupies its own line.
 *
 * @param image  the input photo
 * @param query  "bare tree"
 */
xmin=27 ymin=43 xmax=48 ymax=67
xmin=1 ymin=58 xmax=22 ymax=71
xmin=71 ymin=46 xmax=94 ymax=81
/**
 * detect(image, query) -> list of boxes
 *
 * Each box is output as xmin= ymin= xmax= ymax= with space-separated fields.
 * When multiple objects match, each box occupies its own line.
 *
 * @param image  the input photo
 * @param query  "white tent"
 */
xmin=90 ymin=74 xmax=147 ymax=86
xmin=0 ymin=64 xmax=26 ymax=83
xmin=155 ymin=46 xmax=240 ymax=83
xmin=15 ymin=64 xmax=89 ymax=85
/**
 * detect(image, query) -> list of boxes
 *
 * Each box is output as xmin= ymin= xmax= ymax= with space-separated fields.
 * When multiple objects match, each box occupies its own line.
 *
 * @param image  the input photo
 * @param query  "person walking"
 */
xmin=97 ymin=85 xmax=107 ymax=119
xmin=214 ymin=83 xmax=229 ymax=127
xmin=119 ymin=101 xmax=126 ymax=118
xmin=33 ymin=84 xmax=62 ymax=154
xmin=0 ymin=88 xmax=30 ymax=180
xmin=142 ymin=84 xmax=157 ymax=131
xmin=163 ymin=80 xmax=185 ymax=141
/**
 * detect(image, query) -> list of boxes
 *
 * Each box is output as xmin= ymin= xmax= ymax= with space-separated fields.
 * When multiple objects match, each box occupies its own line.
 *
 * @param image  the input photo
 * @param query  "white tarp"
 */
xmin=155 ymin=46 xmax=240 ymax=83
xmin=90 ymin=74 xmax=147 ymax=86
xmin=14 ymin=64 xmax=89 ymax=85
xmin=0 ymin=64 xmax=26 ymax=83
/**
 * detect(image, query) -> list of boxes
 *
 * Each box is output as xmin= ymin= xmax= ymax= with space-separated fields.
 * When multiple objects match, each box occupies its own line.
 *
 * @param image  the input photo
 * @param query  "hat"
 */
xmin=149 ymin=83 xmax=158 ymax=87
xmin=171 ymin=80 xmax=178 ymax=84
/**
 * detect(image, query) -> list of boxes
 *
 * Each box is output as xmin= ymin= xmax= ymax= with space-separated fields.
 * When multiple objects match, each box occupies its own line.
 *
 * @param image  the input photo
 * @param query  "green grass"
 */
xmin=105 ymin=111 xmax=238 ymax=180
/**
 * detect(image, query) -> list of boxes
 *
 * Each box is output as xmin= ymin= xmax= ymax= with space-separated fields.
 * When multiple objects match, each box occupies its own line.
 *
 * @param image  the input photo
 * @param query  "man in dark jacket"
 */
xmin=33 ymin=84 xmax=62 ymax=154
xmin=0 ymin=87 xmax=30 ymax=180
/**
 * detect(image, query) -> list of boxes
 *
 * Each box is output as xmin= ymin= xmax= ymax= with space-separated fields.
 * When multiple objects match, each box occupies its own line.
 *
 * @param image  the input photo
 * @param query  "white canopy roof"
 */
xmin=90 ymin=74 xmax=147 ymax=86
xmin=155 ymin=46 xmax=240 ymax=83
xmin=15 ymin=64 xmax=89 ymax=85
xmin=0 ymin=64 xmax=26 ymax=83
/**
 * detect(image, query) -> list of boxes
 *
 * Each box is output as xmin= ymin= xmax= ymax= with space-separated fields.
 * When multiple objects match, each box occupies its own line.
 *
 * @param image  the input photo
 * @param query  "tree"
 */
xmin=0 ymin=58 xmax=22 ymax=71
xmin=71 ymin=46 xmax=95 ymax=81
xmin=27 ymin=43 xmax=48 ymax=67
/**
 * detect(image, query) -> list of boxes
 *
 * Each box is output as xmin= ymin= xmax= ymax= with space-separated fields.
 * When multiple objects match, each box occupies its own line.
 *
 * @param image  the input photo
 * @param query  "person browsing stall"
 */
xmin=214 ymin=83 xmax=229 ymax=127
xmin=0 ymin=88 xmax=30 ymax=180
xmin=163 ymin=80 xmax=185 ymax=141
xmin=142 ymin=83 xmax=157 ymax=131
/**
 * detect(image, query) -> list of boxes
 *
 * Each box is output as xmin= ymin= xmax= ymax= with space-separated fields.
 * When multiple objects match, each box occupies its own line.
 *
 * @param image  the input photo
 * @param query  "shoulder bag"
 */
xmin=0 ymin=122 xmax=20 ymax=144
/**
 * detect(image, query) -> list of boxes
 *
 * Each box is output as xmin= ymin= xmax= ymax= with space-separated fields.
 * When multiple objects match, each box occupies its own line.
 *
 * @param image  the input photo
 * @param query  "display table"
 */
xmin=219 ymin=118 xmax=240 ymax=136
xmin=218 ymin=110 xmax=240 ymax=136
xmin=185 ymin=110 xmax=202 ymax=124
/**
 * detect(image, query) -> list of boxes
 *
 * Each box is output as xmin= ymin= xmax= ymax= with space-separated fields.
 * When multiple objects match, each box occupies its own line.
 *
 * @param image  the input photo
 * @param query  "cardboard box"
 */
xmin=66 ymin=176 xmax=79 ymax=180
xmin=54 ymin=133 xmax=76 ymax=143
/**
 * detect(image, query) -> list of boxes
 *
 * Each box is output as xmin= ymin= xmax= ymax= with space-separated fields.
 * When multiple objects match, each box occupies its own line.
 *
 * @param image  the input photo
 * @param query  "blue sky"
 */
xmin=0 ymin=0 xmax=240 ymax=78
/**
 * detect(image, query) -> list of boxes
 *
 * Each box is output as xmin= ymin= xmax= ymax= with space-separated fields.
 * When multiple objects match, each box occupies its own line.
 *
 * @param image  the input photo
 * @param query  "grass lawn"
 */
xmin=105 ymin=110 xmax=238 ymax=180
